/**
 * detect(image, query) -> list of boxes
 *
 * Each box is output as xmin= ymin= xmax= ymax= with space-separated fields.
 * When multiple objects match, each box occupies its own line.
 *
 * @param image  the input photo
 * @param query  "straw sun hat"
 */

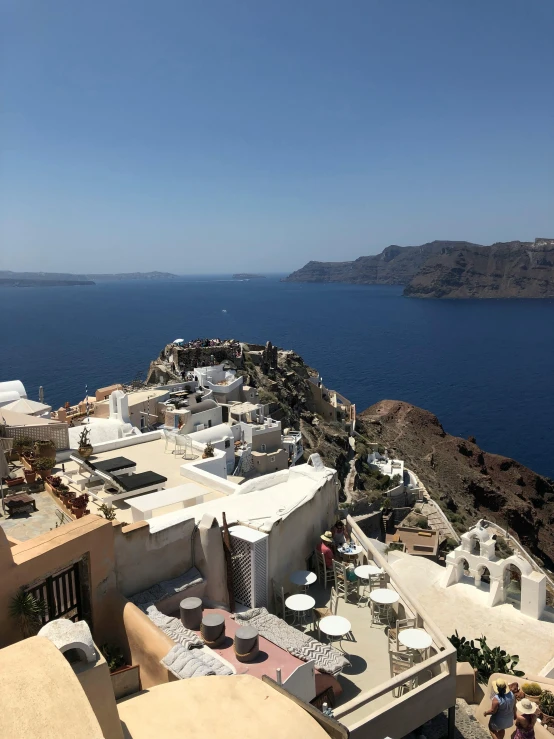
xmin=516 ymin=698 xmax=536 ymax=715
xmin=320 ymin=531 xmax=333 ymax=543
xmin=492 ymin=679 xmax=507 ymax=694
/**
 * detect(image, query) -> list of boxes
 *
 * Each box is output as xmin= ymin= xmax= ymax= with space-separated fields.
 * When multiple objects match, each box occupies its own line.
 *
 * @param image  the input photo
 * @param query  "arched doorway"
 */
xmin=477 ymin=565 xmax=491 ymax=592
xmin=457 ymin=557 xmax=473 ymax=583
xmin=503 ymin=563 xmax=522 ymax=609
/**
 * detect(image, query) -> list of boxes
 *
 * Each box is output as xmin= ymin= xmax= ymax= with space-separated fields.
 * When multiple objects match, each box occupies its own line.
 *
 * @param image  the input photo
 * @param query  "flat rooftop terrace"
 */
xmin=62 ymin=438 xmax=225 ymax=524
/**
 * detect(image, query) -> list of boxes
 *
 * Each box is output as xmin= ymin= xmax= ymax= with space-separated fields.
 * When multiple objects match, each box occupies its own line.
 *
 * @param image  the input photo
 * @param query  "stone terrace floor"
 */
xmin=0 ymin=488 xmax=66 ymax=541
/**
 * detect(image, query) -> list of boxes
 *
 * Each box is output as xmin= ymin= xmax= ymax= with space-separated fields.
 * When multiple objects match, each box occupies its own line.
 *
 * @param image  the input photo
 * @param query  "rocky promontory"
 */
xmin=358 ymin=400 xmax=554 ymax=568
xmin=285 ymin=238 xmax=554 ymax=298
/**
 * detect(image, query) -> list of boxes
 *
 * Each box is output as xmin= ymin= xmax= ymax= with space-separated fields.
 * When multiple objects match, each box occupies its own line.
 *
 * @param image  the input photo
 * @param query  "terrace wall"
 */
xmin=0 ymin=517 xmax=116 ymax=648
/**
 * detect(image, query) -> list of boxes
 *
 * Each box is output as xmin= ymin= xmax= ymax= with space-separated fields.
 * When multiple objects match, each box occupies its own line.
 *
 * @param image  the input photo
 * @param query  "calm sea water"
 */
xmin=3 ymin=276 xmax=554 ymax=477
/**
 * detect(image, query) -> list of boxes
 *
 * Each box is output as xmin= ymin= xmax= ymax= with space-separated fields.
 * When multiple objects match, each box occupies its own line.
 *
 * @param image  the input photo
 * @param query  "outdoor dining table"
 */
xmin=398 ymin=628 xmax=433 ymax=658
xmin=289 ymin=570 xmax=317 ymax=591
xmin=318 ymin=615 xmax=352 ymax=652
xmin=285 ymin=593 xmax=315 ymax=629
xmin=338 ymin=544 xmax=363 ymax=564
xmin=354 ymin=564 xmax=384 ymax=603
xmin=369 ymin=588 xmax=400 ymax=625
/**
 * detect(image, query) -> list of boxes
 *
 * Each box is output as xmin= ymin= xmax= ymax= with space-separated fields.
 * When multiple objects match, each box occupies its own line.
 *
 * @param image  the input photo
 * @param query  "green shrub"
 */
xmin=449 ymin=632 xmax=524 ymax=683
xmin=414 ymin=515 xmax=429 ymax=529
xmin=100 ymin=643 xmax=126 ymax=673
xmin=521 ymin=682 xmax=542 ymax=697
xmin=540 ymin=690 xmax=554 ymax=716
xmin=444 ymin=537 xmax=459 ymax=552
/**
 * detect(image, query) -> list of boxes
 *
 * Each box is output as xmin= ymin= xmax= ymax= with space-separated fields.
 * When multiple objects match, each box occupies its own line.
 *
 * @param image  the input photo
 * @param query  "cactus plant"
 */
xmin=540 ymin=691 xmax=554 ymax=717
xmin=449 ymin=632 xmax=524 ymax=682
xmin=522 ymin=682 xmax=543 ymax=697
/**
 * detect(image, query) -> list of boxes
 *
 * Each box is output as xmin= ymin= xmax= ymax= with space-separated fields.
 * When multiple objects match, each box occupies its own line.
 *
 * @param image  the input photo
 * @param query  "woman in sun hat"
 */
xmin=484 ymin=678 xmax=516 ymax=739
xmin=514 ymin=697 xmax=537 ymax=739
xmin=316 ymin=531 xmax=336 ymax=569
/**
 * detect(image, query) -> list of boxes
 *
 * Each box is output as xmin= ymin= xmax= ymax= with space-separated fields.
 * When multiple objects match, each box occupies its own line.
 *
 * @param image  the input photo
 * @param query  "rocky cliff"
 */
xmin=358 ymin=400 xmax=554 ymax=569
xmin=404 ymin=239 xmax=554 ymax=298
xmin=284 ymin=241 xmax=476 ymax=285
xmin=285 ymin=238 xmax=554 ymax=298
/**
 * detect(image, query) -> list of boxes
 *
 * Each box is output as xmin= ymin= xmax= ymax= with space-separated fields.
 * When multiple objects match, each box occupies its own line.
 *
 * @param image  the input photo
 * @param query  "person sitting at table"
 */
xmin=332 ymin=520 xmax=351 ymax=547
xmin=317 ymin=531 xmax=336 ymax=568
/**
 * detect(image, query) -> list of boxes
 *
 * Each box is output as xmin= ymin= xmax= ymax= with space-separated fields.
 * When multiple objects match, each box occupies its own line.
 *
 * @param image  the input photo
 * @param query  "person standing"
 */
xmin=483 ymin=679 xmax=516 ymax=739
xmin=514 ymin=698 xmax=537 ymax=739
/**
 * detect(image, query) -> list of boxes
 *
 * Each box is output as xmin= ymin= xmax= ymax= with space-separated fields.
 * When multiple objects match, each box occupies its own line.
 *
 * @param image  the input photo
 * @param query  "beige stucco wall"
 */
xmin=251 ymin=426 xmax=281 ymax=452
xmin=117 ymin=675 xmax=330 ymax=739
xmin=0 ymin=517 xmax=117 ymax=648
xmin=113 ymin=519 xmax=196 ymax=598
xmin=268 ymin=473 xmax=338 ymax=587
xmin=251 ymin=448 xmax=289 ymax=475
xmin=308 ymin=384 xmax=338 ymax=423
xmin=74 ymin=650 xmax=124 ymax=739
xmin=0 ymin=637 xmax=104 ymax=739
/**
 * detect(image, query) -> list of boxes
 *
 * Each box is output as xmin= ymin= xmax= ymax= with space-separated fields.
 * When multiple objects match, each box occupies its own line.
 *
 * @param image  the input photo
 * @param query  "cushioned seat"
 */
xmin=112 ymin=471 xmax=167 ymax=492
xmin=93 ymin=457 xmax=136 ymax=473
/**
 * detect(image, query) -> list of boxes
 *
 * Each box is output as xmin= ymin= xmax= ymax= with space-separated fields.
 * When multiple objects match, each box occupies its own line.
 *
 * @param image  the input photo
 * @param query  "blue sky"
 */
xmin=2 ymin=0 xmax=553 ymax=273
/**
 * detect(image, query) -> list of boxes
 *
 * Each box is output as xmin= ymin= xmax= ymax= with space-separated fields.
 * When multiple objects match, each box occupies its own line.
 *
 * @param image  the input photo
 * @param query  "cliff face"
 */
xmin=284 ymin=242 xmax=478 ymax=285
xmin=285 ymin=238 xmax=554 ymax=298
xmin=358 ymin=400 xmax=554 ymax=568
xmin=404 ymin=240 xmax=554 ymax=298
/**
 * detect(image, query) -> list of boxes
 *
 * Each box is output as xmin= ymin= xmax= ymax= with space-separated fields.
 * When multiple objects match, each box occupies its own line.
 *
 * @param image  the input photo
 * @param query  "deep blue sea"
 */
xmin=3 ymin=276 xmax=554 ymax=477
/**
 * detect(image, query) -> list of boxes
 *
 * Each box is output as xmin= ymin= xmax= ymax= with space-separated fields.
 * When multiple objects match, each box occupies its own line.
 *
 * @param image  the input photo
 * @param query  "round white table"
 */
xmin=318 ymin=615 xmax=352 ymax=651
xmin=369 ymin=588 xmax=399 ymax=626
xmin=398 ymin=628 xmax=433 ymax=652
xmin=354 ymin=564 xmax=383 ymax=579
xmin=339 ymin=544 xmax=363 ymax=560
xmin=289 ymin=570 xmax=317 ymax=590
xmin=285 ymin=593 xmax=315 ymax=628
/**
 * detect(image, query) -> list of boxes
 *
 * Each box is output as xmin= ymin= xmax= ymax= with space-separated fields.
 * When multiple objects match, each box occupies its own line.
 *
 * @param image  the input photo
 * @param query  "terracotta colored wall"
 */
xmin=108 ymin=592 xmax=175 ymax=689
xmin=0 ymin=517 xmax=117 ymax=648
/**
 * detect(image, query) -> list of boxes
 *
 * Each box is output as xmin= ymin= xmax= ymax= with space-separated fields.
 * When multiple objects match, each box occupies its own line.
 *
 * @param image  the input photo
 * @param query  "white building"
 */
xmin=194 ymin=363 xmax=244 ymax=402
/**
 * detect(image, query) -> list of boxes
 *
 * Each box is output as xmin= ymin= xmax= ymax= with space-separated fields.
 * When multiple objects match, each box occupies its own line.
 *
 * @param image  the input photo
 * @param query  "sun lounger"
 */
xmin=99 ymin=470 xmax=167 ymax=505
xmin=69 ymin=453 xmax=136 ymax=478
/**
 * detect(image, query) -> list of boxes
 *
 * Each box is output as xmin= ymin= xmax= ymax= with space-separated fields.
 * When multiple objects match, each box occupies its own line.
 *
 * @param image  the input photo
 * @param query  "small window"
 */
xmin=225 ymin=439 xmax=230 ymax=449
xmin=260 ymin=443 xmax=266 ymax=452
xmin=270 ymin=456 xmax=275 ymax=462
xmin=208 ymin=420 xmax=212 ymax=428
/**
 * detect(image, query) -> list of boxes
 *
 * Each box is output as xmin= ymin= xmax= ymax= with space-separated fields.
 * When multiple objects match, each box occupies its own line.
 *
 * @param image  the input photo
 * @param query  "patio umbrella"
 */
xmin=173 ymin=338 xmax=184 ymax=344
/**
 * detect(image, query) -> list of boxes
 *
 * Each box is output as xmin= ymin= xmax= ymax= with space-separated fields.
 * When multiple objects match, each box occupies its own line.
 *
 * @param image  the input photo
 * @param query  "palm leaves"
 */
xmin=9 ymin=589 xmax=46 ymax=637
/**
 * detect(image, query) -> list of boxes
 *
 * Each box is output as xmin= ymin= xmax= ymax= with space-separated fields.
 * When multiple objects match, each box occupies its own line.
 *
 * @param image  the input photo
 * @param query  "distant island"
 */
xmin=232 ymin=273 xmax=266 ymax=280
xmin=284 ymin=238 xmax=554 ymax=298
xmin=0 ymin=270 xmax=178 ymax=287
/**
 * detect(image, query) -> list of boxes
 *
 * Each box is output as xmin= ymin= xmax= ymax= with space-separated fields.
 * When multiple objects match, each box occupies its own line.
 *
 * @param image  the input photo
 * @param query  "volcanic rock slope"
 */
xmin=358 ymin=400 xmax=554 ymax=569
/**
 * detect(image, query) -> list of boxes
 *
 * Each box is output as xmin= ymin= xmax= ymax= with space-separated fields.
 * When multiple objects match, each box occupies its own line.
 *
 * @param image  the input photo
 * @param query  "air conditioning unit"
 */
xmin=229 ymin=525 xmax=269 ymax=609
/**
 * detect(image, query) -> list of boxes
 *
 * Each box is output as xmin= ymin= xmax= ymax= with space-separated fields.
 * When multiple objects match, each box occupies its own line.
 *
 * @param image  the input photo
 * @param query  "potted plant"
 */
xmin=34 ymin=457 xmax=55 ymax=479
xmin=71 ymin=493 xmax=89 ymax=519
xmin=540 ymin=691 xmax=554 ymax=725
xmin=203 ymin=442 xmax=215 ymax=459
xmin=24 ymin=468 xmax=37 ymax=484
xmin=14 ymin=436 xmax=33 ymax=461
xmin=9 ymin=589 xmax=46 ymax=638
xmin=522 ymin=682 xmax=543 ymax=703
xmin=34 ymin=439 xmax=56 ymax=460
xmin=78 ymin=427 xmax=93 ymax=459
xmin=100 ymin=643 xmax=141 ymax=700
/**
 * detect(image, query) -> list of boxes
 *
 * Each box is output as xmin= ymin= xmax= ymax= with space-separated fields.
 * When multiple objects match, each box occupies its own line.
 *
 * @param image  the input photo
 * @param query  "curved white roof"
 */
xmin=0 ymin=380 xmax=26 ymax=399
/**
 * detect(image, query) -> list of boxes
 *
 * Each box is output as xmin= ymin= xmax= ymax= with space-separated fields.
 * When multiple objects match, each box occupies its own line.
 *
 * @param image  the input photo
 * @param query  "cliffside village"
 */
xmin=1 ymin=339 xmax=554 ymax=739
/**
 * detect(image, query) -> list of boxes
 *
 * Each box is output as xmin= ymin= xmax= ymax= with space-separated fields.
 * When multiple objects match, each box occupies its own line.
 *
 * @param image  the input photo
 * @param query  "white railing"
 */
xmin=334 ymin=517 xmax=457 ymax=731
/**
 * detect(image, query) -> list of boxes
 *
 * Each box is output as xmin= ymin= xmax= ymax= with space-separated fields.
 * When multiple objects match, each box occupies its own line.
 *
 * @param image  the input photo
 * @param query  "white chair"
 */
xmin=272 ymin=579 xmax=291 ymax=621
xmin=313 ymin=588 xmax=338 ymax=631
xmin=390 ymin=650 xmax=416 ymax=697
xmin=387 ymin=617 xmax=417 ymax=652
xmin=163 ymin=429 xmax=177 ymax=453
xmin=175 ymin=434 xmax=194 ymax=459
xmin=315 ymin=550 xmax=334 ymax=588
xmin=333 ymin=560 xmax=356 ymax=604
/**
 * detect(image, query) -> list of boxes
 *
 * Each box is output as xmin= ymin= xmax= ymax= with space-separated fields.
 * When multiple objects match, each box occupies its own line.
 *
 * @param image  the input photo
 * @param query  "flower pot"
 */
xmin=38 ymin=469 xmax=52 ymax=480
xmin=524 ymin=693 xmax=542 ymax=704
xmin=78 ymin=445 xmax=93 ymax=460
xmin=34 ymin=440 xmax=56 ymax=459
xmin=24 ymin=470 xmax=37 ymax=484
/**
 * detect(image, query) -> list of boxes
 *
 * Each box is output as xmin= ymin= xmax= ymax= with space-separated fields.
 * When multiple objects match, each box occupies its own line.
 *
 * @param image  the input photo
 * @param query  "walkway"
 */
xmin=408 ymin=469 xmax=459 ymax=541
